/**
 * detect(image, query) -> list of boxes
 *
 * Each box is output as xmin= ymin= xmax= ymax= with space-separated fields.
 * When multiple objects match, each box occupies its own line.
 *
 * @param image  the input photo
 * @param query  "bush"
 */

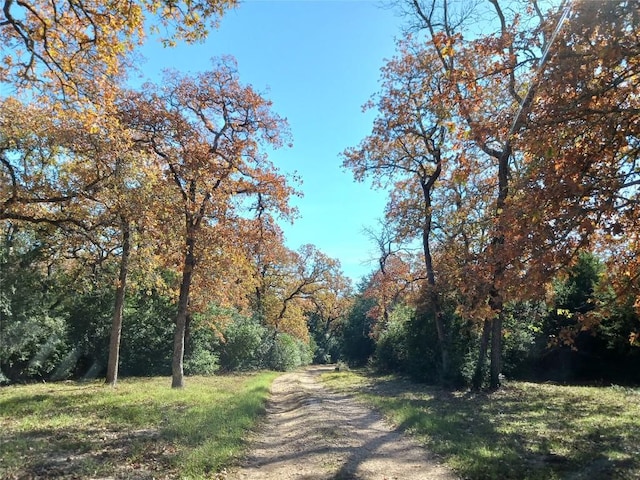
xmin=119 ymin=290 xmax=175 ymax=377
xmin=266 ymin=333 xmax=314 ymax=371
xmin=339 ymin=293 xmax=376 ymax=366
xmin=219 ymin=317 xmax=270 ymax=371
xmin=373 ymin=313 xmax=409 ymax=372
xmin=0 ymin=238 xmax=71 ymax=382
xmin=184 ymin=349 xmax=220 ymax=375
xmin=268 ymin=333 xmax=301 ymax=371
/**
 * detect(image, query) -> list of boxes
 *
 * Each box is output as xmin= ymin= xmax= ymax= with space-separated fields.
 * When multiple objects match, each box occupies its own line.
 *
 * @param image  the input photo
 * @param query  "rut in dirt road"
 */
xmin=231 ymin=365 xmax=456 ymax=480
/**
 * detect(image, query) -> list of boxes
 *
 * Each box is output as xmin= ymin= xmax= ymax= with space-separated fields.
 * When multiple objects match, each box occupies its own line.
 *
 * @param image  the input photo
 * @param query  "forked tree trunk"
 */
xmin=105 ymin=218 xmax=131 ymax=387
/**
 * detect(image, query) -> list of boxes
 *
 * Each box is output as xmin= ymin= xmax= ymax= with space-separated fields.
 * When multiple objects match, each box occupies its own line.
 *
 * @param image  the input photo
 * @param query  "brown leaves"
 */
xmin=347 ymin=0 xmax=640 ymax=340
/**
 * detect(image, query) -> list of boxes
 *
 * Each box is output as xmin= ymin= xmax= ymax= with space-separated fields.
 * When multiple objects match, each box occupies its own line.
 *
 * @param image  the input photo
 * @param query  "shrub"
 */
xmin=219 ymin=317 xmax=270 ymax=371
xmin=373 ymin=315 xmax=409 ymax=372
xmin=268 ymin=333 xmax=301 ymax=371
xmin=340 ymin=293 xmax=376 ymax=366
xmin=184 ymin=349 xmax=220 ymax=375
xmin=266 ymin=333 xmax=314 ymax=371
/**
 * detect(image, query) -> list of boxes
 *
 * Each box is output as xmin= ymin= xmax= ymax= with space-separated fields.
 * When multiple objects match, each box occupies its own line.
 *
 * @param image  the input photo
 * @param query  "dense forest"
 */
xmin=1 ymin=0 xmax=639 ymax=390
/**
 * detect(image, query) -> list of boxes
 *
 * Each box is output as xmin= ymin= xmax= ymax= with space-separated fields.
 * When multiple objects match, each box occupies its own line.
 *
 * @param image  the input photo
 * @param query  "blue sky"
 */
xmin=138 ymin=0 xmax=404 ymax=283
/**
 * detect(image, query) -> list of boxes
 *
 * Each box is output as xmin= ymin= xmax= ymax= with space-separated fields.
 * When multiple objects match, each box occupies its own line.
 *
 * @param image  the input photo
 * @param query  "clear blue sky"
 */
xmin=138 ymin=0 xmax=404 ymax=283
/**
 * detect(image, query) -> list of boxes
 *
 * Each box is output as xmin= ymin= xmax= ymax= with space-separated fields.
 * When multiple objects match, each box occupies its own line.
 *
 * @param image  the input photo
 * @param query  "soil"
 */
xmin=229 ymin=365 xmax=457 ymax=480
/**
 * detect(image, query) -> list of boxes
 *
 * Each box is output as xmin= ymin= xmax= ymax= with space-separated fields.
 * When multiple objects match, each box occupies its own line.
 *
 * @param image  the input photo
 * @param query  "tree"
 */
xmin=254 ymin=243 xmax=344 ymax=341
xmin=121 ymin=57 xmax=295 ymax=388
xmin=1 ymin=0 xmax=236 ymax=96
xmin=307 ymin=267 xmax=352 ymax=363
xmin=384 ymin=0 xmax=640 ymax=389
xmin=343 ymin=37 xmax=453 ymax=380
xmin=0 ymin=92 xmax=164 ymax=386
xmin=511 ymin=0 xmax=640 ymax=316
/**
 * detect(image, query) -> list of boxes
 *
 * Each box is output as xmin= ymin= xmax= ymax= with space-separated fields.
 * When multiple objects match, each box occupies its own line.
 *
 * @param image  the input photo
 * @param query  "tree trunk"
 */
xmin=105 ymin=218 xmax=131 ymax=387
xmin=490 ymin=310 xmax=503 ymax=390
xmin=172 ymin=230 xmax=196 ymax=389
xmin=424 ymin=238 xmax=449 ymax=380
xmin=420 ymin=168 xmax=449 ymax=382
xmin=472 ymin=318 xmax=492 ymax=390
xmin=483 ymin=146 xmax=511 ymax=391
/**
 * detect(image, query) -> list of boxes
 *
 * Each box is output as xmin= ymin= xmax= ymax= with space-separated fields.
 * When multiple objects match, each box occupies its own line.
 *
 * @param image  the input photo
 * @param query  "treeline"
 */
xmin=1 ymin=1 xmax=354 ymax=387
xmin=341 ymin=252 xmax=640 ymax=386
xmin=0 ymin=221 xmax=347 ymax=383
xmin=2 ymin=0 xmax=640 ymax=390
xmin=338 ymin=0 xmax=640 ymax=389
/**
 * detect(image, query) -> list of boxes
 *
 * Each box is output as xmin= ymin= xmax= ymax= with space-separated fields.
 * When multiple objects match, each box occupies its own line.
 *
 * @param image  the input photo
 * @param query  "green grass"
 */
xmin=322 ymin=370 xmax=640 ymax=480
xmin=0 ymin=372 xmax=278 ymax=479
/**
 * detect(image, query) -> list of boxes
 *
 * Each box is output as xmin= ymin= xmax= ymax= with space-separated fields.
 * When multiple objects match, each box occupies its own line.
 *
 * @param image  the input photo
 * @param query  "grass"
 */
xmin=321 ymin=370 xmax=640 ymax=480
xmin=0 ymin=372 xmax=278 ymax=479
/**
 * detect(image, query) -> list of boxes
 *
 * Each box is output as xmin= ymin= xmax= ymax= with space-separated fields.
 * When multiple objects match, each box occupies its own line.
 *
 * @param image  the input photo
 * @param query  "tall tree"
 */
xmin=397 ymin=0 xmax=578 ymax=389
xmin=343 ymin=38 xmax=452 ymax=380
xmin=393 ymin=0 xmax=640 ymax=388
xmin=121 ymin=57 xmax=295 ymax=388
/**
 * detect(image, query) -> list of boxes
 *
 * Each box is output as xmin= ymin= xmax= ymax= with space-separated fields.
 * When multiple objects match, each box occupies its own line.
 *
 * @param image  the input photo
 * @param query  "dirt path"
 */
xmin=230 ymin=365 xmax=456 ymax=480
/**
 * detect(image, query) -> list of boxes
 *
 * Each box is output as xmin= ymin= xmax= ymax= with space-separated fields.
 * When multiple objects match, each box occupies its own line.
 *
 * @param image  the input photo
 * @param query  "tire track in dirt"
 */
xmin=230 ymin=365 xmax=456 ymax=480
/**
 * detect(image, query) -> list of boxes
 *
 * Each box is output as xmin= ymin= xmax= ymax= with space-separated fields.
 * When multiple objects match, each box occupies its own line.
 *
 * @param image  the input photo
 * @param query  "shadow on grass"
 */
xmin=0 ymin=375 xmax=275 ymax=479
xmin=1 ymin=424 xmax=168 ymax=479
xmin=335 ymin=373 xmax=639 ymax=480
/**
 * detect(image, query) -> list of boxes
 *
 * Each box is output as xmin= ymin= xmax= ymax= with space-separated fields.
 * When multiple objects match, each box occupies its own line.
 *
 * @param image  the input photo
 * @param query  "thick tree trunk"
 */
xmin=105 ymin=218 xmax=131 ymax=387
xmin=472 ymin=318 xmax=492 ymax=390
xmin=172 ymin=231 xmax=196 ymax=389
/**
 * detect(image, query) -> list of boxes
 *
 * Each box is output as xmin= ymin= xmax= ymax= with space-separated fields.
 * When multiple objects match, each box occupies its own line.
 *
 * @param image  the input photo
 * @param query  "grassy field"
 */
xmin=322 ymin=370 xmax=640 ymax=480
xmin=0 ymin=372 xmax=278 ymax=479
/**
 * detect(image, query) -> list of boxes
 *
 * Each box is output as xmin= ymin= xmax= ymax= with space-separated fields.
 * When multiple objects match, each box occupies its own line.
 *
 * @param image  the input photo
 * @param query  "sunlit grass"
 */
xmin=0 ymin=373 xmax=278 ymax=479
xmin=322 ymin=370 xmax=640 ymax=480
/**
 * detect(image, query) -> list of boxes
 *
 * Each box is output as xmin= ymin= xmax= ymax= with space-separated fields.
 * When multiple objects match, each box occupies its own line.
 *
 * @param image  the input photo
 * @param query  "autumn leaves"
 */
xmin=343 ymin=0 xmax=639 ymax=388
xmin=1 ymin=0 xmax=352 ymax=388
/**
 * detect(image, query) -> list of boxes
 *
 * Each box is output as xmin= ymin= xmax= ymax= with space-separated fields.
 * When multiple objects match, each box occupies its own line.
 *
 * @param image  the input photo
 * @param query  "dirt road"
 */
xmin=230 ymin=365 xmax=456 ymax=480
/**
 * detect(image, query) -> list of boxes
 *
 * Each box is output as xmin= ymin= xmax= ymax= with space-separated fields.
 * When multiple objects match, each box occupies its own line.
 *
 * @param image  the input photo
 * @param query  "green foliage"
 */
xmin=372 ymin=305 xmax=411 ymax=372
xmin=205 ymin=309 xmax=314 ymax=372
xmin=218 ymin=316 xmax=270 ymax=371
xmin=119 ymin=290 xmax=175 ymax=377
xmin=63 ymin=285 xmax=114 ymax=378
xmin=501 ymin=301 xmax=547 ymax=379
xmin=307 ymin=312 xmax=341 ymax=364
xmin=184 ymin=350 xmax=220 ymax=376
xmin=267 ymin=333 xmax=313 ymax=371
xmin=339 ymin=291 xmax=376 ymax=366
xmin=541 ymin=252 xmax=640 ymax=383
xmin=403 ymin=305 xmax=452 ymax=384
xmin=0 ymin=373 xmax=278 ymax=479
xmin=0 ymin=228 xmax=70 ymax=382
xmin=184 ymin=320 xmax=220 ymax=376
